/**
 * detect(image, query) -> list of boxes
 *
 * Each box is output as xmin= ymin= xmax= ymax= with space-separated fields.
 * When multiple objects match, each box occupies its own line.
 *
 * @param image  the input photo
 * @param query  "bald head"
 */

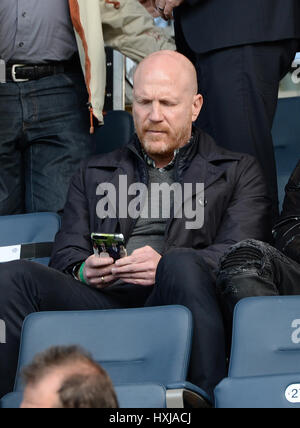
xmin=132 ymin=50 xmax=203 ymax=169
xmin=134 ymin=50 xmax=198 ymax=96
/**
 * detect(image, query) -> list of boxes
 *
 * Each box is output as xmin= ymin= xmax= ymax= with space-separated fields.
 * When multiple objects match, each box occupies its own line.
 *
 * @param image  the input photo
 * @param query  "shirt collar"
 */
xmin=141 ymin=134 xmax=194 ymax=172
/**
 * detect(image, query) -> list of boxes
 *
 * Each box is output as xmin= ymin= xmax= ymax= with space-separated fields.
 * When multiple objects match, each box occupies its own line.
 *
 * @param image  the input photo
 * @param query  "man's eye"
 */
xmin=137 ymin=99 xmax=150 ymax=105
xmin=161 ymin=101 xmax=175 ymax=106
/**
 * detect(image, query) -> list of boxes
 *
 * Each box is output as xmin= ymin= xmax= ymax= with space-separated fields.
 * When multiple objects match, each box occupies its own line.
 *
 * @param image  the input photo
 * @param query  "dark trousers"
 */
xmin=216 ymin=239 xmax=300 ymax=346
xmin=0 ymin=249 xmax=226 ymax=399
xmin=0 ymin=71 xmax=94 ymax=215
xmin=194 ymin=39 xmax=299 ymax=223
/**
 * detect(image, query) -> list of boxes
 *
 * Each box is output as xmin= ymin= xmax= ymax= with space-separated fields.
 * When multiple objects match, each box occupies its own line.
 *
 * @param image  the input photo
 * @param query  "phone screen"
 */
xmin=91 ymin=233 xmax=127 ymax=261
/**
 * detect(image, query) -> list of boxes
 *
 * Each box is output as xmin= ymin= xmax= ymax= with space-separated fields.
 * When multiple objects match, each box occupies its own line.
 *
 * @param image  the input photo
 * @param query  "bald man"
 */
xmin=0 ymin=51 xmax=270 ymax=401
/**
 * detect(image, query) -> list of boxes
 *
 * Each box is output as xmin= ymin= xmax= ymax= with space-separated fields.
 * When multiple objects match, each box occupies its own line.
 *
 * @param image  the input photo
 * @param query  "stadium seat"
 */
xmin=92 ymin=110 xmax=135 ymax=155
xmin=2 ymin=305 xmax=211 ymax=408
xmin=215 ymin=296 xmax=300 ymax=408
xmin=0 ymin=212 xmax=61 ymax=266
xmin=0 ymin=384 xmax=167 ymax=408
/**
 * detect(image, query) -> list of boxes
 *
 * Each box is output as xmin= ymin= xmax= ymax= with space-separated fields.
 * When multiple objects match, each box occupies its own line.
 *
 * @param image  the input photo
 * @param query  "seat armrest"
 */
xmin=166 ymin=382 xmax=212 ymax=408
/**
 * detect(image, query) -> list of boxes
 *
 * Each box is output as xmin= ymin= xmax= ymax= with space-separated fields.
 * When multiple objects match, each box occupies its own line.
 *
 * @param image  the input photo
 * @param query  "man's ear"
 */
xmin=192 ymin=94 xmax=203 ymax=122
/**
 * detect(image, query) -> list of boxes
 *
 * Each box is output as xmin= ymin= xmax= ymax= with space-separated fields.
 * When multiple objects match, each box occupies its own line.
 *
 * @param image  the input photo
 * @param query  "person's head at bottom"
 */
xmin=20 ymin=345 xmax=119 ymax=408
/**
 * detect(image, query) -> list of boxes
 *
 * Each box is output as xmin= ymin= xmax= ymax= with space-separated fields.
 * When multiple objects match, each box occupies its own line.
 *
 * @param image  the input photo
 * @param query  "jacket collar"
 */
xmin=86 ymin=126 xmax=242 ymax=169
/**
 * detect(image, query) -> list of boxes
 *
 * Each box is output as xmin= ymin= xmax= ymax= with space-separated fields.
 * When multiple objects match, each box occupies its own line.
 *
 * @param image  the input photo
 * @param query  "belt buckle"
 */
xmin=11 ymin=64 xmax=29 ymax=82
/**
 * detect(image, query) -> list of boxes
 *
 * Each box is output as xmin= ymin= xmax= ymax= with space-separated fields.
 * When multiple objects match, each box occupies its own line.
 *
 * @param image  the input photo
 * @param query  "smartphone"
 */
xmin=91 ymin=233 xmax=127 ymax=261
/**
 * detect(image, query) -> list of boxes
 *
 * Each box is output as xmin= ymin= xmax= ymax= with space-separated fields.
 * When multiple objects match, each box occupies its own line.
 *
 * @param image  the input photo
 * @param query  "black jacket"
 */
xmin=273 ymin=161 xmax=300 ymax=264
xmin=50 ymin=128 xmax=271 ymax=275
xmin=174 ymin=0 xmax=300 ymax=54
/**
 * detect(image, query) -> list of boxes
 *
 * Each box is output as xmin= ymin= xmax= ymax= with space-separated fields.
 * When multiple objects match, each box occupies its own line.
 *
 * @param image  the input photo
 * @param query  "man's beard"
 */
xmin=140 ymin=125 xmax=191 ymax=159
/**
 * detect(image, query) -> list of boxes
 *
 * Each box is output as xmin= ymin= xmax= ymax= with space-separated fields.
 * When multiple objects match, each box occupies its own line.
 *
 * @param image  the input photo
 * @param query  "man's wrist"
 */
xmin=72 ymin=262 xmax=85 ymax=281
xmin=78 ymin=262 xmax=87 ymax=284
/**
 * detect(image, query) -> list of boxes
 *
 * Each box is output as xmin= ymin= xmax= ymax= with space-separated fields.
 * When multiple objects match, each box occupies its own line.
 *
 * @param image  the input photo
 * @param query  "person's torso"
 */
xmin=0 ymin=0 xmax=78 ymax=63
xmin=82 ymin=133 xmax=245 ymax=255
xmin=176 ymin=0 xmax=300 ymax=54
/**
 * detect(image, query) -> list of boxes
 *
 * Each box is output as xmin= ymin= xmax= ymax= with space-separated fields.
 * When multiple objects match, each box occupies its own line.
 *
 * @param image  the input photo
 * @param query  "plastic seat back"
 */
xmin=93 ymin=110 xmax=134 ymax=155
xmin=229 ymin=296 xmax=300 ymax=378
xmin=0 ymin=212 xmax=61 ymax=266
xmin=14 ymin=306 xmax=193 ymax=391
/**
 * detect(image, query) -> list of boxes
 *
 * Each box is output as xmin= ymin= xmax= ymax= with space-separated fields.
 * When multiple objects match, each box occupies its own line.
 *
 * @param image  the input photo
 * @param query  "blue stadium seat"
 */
xmin=3 ymin=305 xmax=210 ymax=408
xmin=0 ymin=384 xmax=167 ymax=408
xmin=0 ymin=212 xmax=61 ymax=266
xmin=92 ymin=110 xmax=135 ymax=155
xmin=215 ymin=296 xmax=300 ymax=408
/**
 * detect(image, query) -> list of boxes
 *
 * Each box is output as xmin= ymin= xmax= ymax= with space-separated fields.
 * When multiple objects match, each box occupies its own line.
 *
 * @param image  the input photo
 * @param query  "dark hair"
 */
xmin=58 ymin=373 xmax=118 ymax=408
xmin=22 ymin=345 xmax=118 ymax=408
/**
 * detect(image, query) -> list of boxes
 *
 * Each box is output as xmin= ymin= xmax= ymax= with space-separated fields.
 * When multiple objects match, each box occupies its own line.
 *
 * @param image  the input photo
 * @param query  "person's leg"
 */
xmin=0 ymin=260 xmax=150 ymax=398
xmin=145 ymin=248 xmax=227 ymax=399
xmin=216 ymin=239 xmax=300 ymax=346
xmin=194 ymin=39 xmax=299 ymax=223
xmin=22 ymin=71 xmax=95 ymax=214
xmin=0 ymin=82 xmax=25 ymax=214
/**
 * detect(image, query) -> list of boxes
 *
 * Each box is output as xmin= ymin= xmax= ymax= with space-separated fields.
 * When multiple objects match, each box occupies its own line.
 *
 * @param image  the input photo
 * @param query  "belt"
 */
xmin=6 ymin=57 xmax=80 ymax=82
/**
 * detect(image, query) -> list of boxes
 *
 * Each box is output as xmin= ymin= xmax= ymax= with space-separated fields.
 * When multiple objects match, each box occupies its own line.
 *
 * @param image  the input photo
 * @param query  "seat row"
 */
xmin=1 ymin=212 xmax=300 ymax=408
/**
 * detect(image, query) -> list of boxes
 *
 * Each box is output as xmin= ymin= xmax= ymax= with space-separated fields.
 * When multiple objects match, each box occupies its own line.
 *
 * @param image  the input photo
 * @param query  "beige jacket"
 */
xmin=69 ymin=0 xmax=175 ymax=131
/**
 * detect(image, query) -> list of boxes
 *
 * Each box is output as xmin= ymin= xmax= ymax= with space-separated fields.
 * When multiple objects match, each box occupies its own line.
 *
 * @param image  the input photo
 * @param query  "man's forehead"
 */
xmin=134 ymin=62 xmax=195 ymax=97
xmin=133 ymin=87 xmax=181 ymax=104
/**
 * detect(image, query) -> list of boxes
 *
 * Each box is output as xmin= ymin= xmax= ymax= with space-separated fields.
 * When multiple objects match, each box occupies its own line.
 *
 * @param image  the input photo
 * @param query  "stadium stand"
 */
xmin=0 ymin=212 xmax=61 ymax=266
xmin=0 ymin=305 xmax=211 ymax=408
xmin=215 ymin=296 xmax=300 ymax=408
xmin=92 ymin=110 xmax=135 ymax=155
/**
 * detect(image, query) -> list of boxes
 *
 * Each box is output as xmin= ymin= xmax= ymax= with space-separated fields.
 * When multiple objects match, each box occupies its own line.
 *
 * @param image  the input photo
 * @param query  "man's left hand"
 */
xmin=154 ymin=0 xmax=185 ymax=20
xmin=111 ymin=246 xmax=162 ymax=286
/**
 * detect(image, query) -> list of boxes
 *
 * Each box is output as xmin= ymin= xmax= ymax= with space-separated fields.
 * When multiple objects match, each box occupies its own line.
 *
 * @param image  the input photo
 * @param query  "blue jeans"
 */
xmin=0 ymin=71 xmax=94 ymax=215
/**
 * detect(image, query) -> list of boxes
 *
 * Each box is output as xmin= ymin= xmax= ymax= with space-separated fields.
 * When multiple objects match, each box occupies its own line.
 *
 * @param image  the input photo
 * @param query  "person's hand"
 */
xmin=138 ymin=0 xmax=161 ymax=17
xmin=111 ymin=246 xmax=162 ymax=286
xmin=153 ymin=0 xmax=185 ymax=20
xmin=81 ymin=254 xmax=116 ymax=289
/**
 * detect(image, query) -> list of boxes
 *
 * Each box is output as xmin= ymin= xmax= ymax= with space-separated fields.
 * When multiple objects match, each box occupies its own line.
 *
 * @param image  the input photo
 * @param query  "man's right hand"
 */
xmin=80 ymin=255 xmax=116 ymax=289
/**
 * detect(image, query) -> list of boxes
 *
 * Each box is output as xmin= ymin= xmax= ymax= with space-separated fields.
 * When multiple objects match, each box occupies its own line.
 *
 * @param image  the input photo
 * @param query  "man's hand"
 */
xmin=138 ymin=0 xmax=161 ymax=17
xmin=81 ymin=255 xmax=116 ymax=289
xmin=111 ymin=246 xmax=162 ymax=286
xmin=153 ymin=0 xmax=185 ymax=20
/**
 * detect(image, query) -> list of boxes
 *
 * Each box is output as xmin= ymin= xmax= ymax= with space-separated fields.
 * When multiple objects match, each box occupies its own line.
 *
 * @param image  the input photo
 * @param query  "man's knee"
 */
xmin=158 ymin=248 xmax=208 ymax=276
xmin=0 ymin=260 xmax=42 ymax=288
xmin=156 ymin=248 xmax=212 ymax=296
xmin=218 ymin=239 xmax=270 ymax=273
xmin=216 ymin=239 xmax=273 ymax=297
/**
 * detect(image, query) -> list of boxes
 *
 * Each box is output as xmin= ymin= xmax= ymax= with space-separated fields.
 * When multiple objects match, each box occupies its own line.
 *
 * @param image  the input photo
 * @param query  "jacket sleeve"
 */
xmin=100 ymin=0 xmax=175 ymax=63
xmin=197 ymin=156 xmax=272 ymax=275
xmin=273 ymin=161 xmax=300 ymax=264
xmin=49 ymin=165 xmax=93 ymax=274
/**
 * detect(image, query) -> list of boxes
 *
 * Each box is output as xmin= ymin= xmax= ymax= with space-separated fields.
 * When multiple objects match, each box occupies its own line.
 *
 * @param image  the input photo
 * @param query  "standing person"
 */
xmin=0 ymin=0 xmax=175 ymax=216
xmin=0 ymin=0 xmax=93 ymax=215
xmin=152 ymin=0 xmax=300 ymax=222
xmin=0 ymin=51 xmax=270 ymax=400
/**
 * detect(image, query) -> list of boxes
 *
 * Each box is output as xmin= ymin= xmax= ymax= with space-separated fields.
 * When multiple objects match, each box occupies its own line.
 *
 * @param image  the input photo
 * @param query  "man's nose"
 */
xmin=149 ymin=102 xmax=163 ymax=122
